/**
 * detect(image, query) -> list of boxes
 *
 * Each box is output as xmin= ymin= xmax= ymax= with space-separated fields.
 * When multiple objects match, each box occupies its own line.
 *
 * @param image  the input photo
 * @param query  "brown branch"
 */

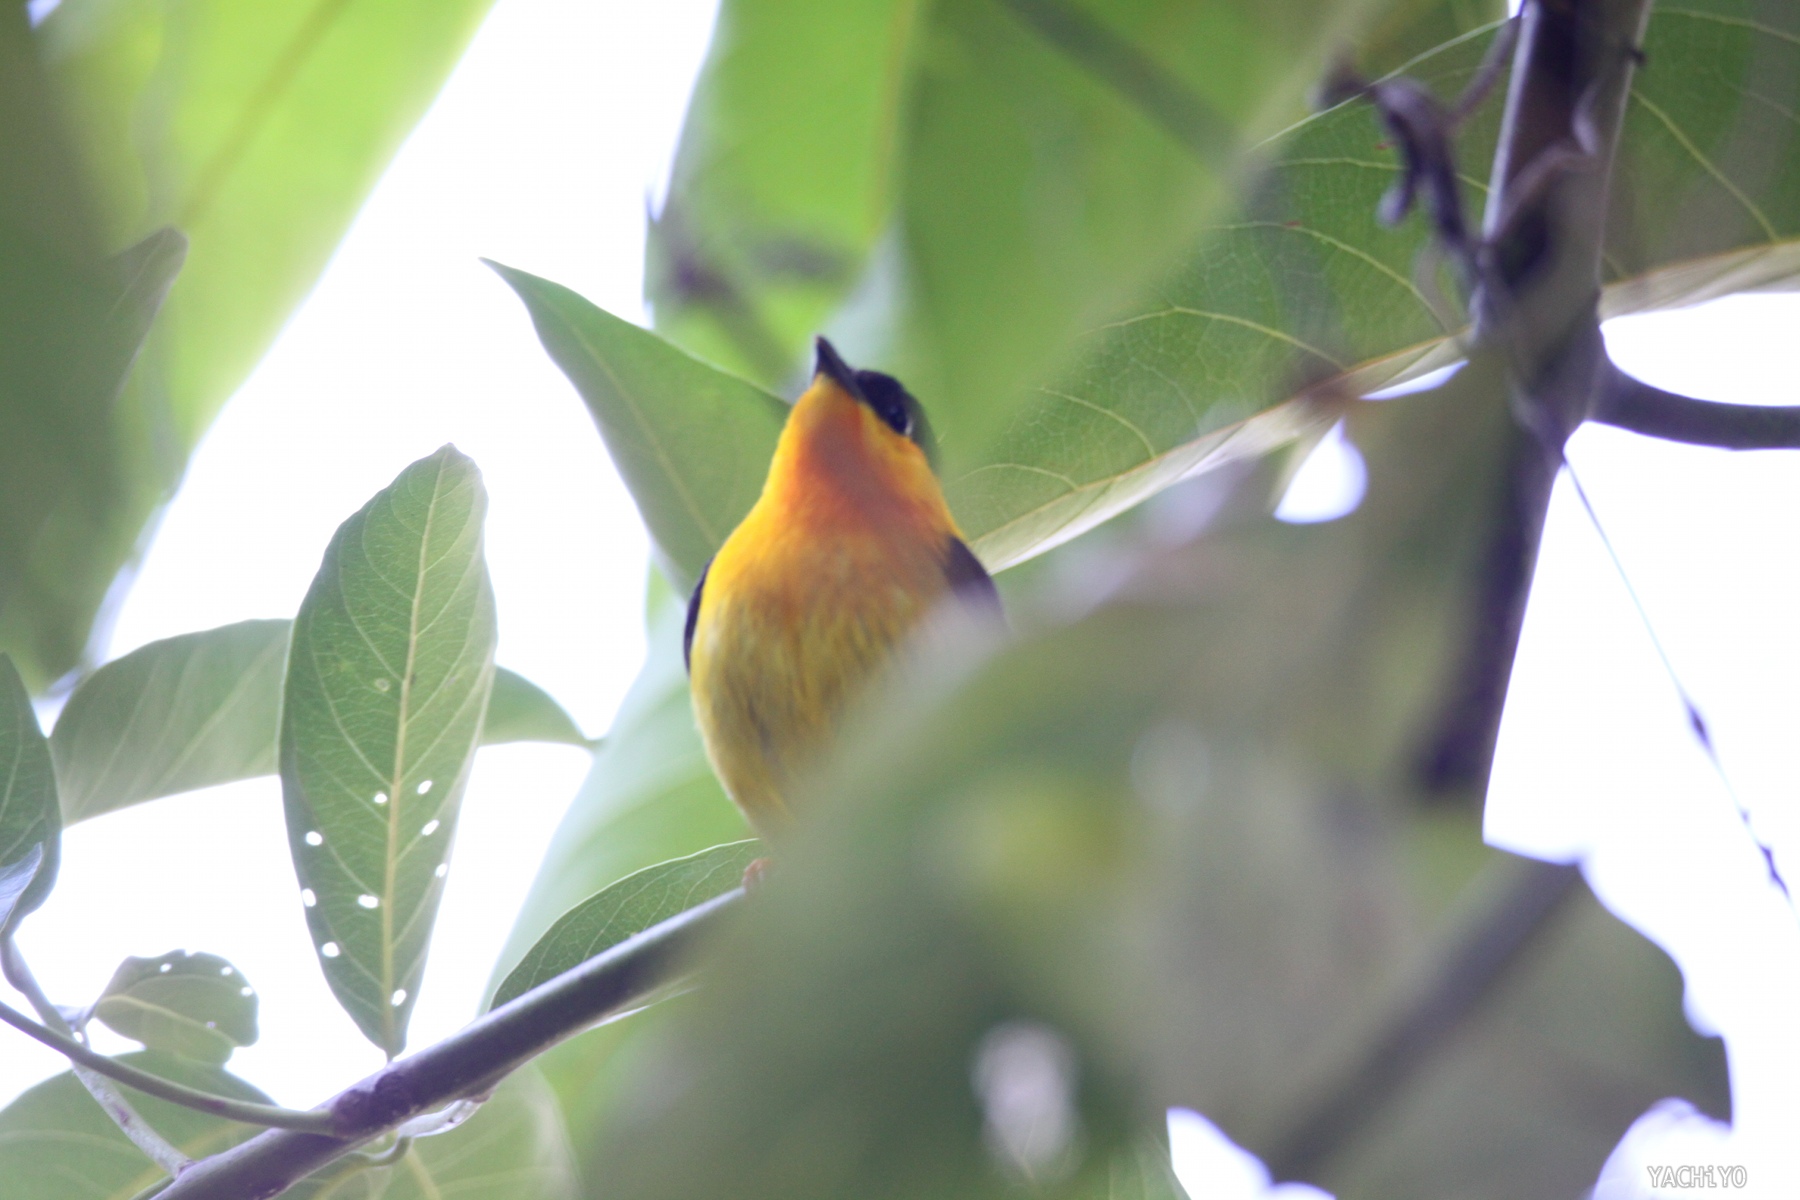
xmin=1593 ymin=362 xmax=1800 ymax=449
xmin=157 ymin=890 xmax=740 ymax=1200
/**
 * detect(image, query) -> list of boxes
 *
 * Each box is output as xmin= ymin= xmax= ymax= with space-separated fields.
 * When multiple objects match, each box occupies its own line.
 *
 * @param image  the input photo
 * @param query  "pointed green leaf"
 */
xmin=0 ymin=1050 xmax=277 ymax=1200
xmin=51 ymin=617 xmax=580 ymax=823
xmin=280 ymin=446 xmax=497 ymax=1056
xmin=5 ymin=0 xmax=494 ymax=687
xmin=491 ymin=840 xmax=758 ymax=1011
xmin=0 ymin=655 xmax=59 ymax=938
xmin=483 ymin=667 xmax=591 ymax=749
xmin=490 ymin=262 xmax=788 ymax=590
xmin=92 ymin=950 xmax=258 ymax=1065
xmin=51 ymin=618 xmax=289 ymax=822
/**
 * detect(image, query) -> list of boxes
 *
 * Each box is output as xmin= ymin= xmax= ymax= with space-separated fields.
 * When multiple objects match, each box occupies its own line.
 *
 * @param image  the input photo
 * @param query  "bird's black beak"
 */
xmin=814 ymin=336 xmax=864 ymax=400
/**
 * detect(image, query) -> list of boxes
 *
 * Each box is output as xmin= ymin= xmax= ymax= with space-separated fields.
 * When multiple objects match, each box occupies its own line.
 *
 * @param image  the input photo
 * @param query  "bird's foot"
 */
xmin=742 ymin=857 xmax=773 ymax=890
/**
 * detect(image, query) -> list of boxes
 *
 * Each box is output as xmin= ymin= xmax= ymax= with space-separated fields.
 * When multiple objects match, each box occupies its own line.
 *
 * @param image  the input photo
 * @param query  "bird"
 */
xmin=684 ymin=337 xmax=1000 ymax=850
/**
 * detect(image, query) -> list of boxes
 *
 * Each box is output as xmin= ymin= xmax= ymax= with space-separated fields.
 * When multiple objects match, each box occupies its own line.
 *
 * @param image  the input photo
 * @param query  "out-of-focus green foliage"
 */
xmin=280 ymin=446 xmax=497 ymax=1056
xmin=93 ymin=950 xmax=259 ymax=1066
xmin=50 ymin=616 xmax=583 ymax=825
xmin=578 ymin=368 xmax=1727 ymax=1200
xmin=0 ymin=656 xmax=59 ymax=938
xmin=0 ymin=0 xmax=494 ymax=688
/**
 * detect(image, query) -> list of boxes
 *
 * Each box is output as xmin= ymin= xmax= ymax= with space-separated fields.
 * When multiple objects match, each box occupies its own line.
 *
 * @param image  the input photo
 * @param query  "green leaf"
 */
xmin=490 ymin=262 xmax=788 ymax=590
xmin=484 ymin=667 xmax=591 ymax=749
xmin=0 ymin=1049 xmax=277 ymax=1200
xmin=0 ymin=655 xmax=59 ymax=937
xmin=0 ymin=9 xmax=187 ymax=687
xmin=51 ymin=618 xmax=288 ymax=823
xmin=92 ymin=950 xmax=258 ymax=1065
xmin=280 ymin=446 xmax=497 ymax=1056
xmin=50 ymin=616 xmax=580 ymax=824
xmin=4 ymin=0 xmax=494 ymax=687
xmin=491 ymin=840 xmax=758 ymax=1011
xmin=491 ymin=586 xmax=750 ymax=1002
xmin=646 ymin=0 xmax=926 ymax=384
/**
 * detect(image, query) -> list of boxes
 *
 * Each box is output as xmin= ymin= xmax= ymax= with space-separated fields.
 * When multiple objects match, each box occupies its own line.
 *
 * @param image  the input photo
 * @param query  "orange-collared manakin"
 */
xmin=684 ymin=337 xmax=1000 ymax=844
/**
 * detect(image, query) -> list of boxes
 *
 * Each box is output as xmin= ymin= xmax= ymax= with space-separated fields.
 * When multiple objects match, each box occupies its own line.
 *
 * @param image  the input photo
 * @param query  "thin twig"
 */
xmin=1594 ymin=363 xmax=1800 ymax=449
xmin=1 ymin=938 xmax=194 ymax=1174
xmin=1560 ymin=460 xmax=1795 ymax=911
xmin=995 ymin=0 xmax=1235 ymax=164
xmin=158 ymin=889 xmax=740 ymax=1200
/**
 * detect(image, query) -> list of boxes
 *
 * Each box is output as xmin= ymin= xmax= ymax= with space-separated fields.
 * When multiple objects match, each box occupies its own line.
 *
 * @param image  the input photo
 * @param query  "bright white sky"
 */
xmin=4 ymin=3 xmax=1797 ymax=1197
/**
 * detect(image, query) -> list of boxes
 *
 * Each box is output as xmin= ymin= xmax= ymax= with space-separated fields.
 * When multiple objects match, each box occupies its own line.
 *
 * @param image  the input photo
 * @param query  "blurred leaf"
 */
xmin=490 ymin=262 xmax=788 ymax=591
xmin=0 ymin=9 xmax=186 ymax=687
xmin=484 ymin=667 xmax=591 ymax=749
xmin=490 ymin=840 xmax=757 ymax=1011
xmin=51 ymin=616 xmax=581 ymax=823
xmin=0 ymin=655 xmax=59 ymax=937
xmin=3 ymin=0 xmax=493 ymax=687
xmin=492 ymin=590 xmax=749 ymax=1001
xmin=0 ymin=1049 xmax=276 ymax=1199
xmin=646 ymin=0 xmax=925 ymax=384
xmin=280 ymin=446 xmax=497 ymax=1056
xmin=578 ymin=369 xmax=1726 ymax=1200
xmin=52 ymin=618 xmax=288 ymax=822
xmin=92 ymin=949 xmax=258 ymax=1065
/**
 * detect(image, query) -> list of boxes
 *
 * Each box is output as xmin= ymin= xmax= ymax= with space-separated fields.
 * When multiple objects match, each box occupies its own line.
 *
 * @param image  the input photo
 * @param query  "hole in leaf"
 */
xmin=421 ymin=819 xmax=440 ymax=837
xmin=302 ymin=888 xmax=316 ymax=907
xmin=391 ymin=989 xmax=407 ymax=1007
xmin=239 ymin=986 xmax=253 ymax=997
xmin=358 ymin=894 xmax=380 ymax=909
xmin=305 ymin=831 xmax=323 ymax=846
xmin=321 ymin=942 xmax=341 ymax=958
xmin=417 ymin=780 xmax=433 ymax=795
xmin=374 ymin=792 xmax=388 ymax=806
xmin=435 ymin=863 xmax=448 ymax=878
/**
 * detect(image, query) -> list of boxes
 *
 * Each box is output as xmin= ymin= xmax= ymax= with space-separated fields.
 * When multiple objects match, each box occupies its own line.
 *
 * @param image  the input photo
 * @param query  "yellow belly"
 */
xmin=688 ymin=532 xmax=944 ymax=838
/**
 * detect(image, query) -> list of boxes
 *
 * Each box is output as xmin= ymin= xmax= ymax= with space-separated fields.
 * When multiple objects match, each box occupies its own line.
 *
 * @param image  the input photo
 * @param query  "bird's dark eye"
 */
xmin=855 ymin=371 xmax=914 ymax=438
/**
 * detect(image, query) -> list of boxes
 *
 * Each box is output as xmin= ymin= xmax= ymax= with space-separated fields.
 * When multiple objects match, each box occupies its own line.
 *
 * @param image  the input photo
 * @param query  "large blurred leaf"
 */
xmin=3 ymin=0 xmax=494 ymax=687
xmin=490 ymin=840 xmax=757 ymax=1010
xmin=281 ymin=446 xmax=497 ymax=1056
xmin=0 ymin=1050 xmax=279 ymax=1200
xmin=576 ymin=369 xmax=1726 ymax=1200
xmin=0 ymin=655 xmax=60 ymax=937
xmin=1 ymin=6 xmax=185 ymax=687
xmin=92 ymin=950 xmax=258 ymax=1065
xmin=646 ymin=0 xmax=925 ymax=384
xmin=51 ymin=616 xmax=582 ymax=825
xmin=491 ymin=262 xmax=788 ymax=591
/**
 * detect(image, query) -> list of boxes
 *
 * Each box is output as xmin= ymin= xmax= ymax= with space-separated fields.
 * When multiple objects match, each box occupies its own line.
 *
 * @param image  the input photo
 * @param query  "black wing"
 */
xmin=943 ymin=536 xmax=1001 ymax=618
xmin=684 ymin=560 xmax=711 ymax=673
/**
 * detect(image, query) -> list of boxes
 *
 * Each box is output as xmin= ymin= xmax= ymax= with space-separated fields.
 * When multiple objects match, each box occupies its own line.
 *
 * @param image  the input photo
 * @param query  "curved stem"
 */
xmin=0 ymin=992 xmax=336 ymax=1135
xmin=1593 ymin=363 xmax=1800 ymax=449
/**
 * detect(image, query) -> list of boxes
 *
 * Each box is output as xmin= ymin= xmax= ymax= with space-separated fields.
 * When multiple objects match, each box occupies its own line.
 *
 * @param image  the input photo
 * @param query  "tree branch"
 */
xmin=1593 ymin=361 xmax=1800 ymax=448
xmin=1265 ymin=856 xmax=1584 ymax=1179
xmin=158 ymin=889 xmax=740 ymax=1200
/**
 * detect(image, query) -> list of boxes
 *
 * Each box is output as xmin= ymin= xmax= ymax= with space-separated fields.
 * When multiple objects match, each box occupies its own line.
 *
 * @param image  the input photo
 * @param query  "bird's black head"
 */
xmin=813 ymin=336 xmax=936 ymax=463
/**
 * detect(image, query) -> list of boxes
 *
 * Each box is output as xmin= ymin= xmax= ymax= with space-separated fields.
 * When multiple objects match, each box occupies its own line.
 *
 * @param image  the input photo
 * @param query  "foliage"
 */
xmin=4 ymin=0 xmax=1795 ymax=1197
